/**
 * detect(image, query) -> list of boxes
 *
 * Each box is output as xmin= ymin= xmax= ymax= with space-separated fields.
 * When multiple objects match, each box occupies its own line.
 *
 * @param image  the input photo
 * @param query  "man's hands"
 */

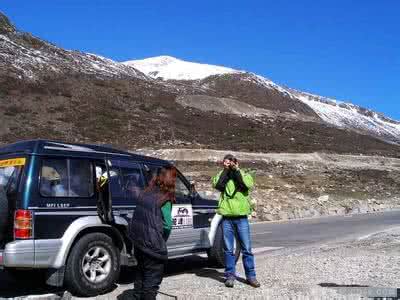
xmin=223 ymin=159 xmax=239 ymax=170
xmin=230 ymin=161 xmax=239 ymax=170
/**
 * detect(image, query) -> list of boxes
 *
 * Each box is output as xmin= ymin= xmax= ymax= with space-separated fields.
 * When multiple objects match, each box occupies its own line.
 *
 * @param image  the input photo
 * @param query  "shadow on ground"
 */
xmin=166 ymin=255 xmax=246 ymax=283
xmin=0 ymin=269 xmax=65 ymax=298
xmin=117 ymin=256 xmax=248 ymax=300
xmin=319 ymin=283 xmax=369 ymax=288
xmin=0 ymin=255 xmax=227 ymax=299
xmin=120 ymin=255 xmax=242 ymax=284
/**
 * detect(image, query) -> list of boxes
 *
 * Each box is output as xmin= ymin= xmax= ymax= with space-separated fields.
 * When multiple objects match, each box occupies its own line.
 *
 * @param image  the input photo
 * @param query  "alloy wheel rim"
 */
xmin=82 ymin=246 xmax=112 ymax=283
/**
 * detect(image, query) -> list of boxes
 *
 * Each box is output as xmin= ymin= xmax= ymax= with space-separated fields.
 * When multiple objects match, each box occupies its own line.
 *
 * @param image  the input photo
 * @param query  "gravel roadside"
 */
xmin=71 ymin=227 xmax=400 ymax=300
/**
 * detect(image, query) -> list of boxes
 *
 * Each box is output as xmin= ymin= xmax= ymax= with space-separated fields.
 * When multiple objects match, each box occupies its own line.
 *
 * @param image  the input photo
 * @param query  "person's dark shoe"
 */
xmin=225 ymin=278 xmax=235 ymax=288
xmin=247 ymin=278 xmax=261 ymax=288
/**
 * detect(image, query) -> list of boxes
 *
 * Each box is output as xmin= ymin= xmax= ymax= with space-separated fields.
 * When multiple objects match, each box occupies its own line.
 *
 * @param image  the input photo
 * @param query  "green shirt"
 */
xmin=161 ymin=201 xmax=172 ymax=238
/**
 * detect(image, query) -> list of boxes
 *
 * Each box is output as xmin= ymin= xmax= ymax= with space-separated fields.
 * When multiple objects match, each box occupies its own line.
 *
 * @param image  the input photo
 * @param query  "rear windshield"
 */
xmin=0 ymin=158 xmax=25 ymax=195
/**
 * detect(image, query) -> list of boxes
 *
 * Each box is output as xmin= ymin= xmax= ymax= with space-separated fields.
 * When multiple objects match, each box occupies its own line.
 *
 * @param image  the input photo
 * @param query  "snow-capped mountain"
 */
xmin=0 ymin=11 xmax=399 ymax=153
xmin=126 ymin=55 xmax=400 ymax=145
xmin=123 ymin=55 xmax=238 ymax=80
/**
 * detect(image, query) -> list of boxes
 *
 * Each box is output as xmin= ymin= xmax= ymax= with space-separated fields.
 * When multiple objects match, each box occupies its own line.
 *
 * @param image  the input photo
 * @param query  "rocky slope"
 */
xmin=0 ymin=13 xmax=147 ymax=81
xmin=137 ymin=149 xmax=400 ymax=221
xmin=292 ymin=90 xmax=400 ymax=145
xmin=128 ymin=56 xmax=400 ymax=145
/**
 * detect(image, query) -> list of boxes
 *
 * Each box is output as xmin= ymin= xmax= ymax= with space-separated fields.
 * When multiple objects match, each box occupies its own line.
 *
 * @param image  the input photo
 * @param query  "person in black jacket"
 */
xmin=129 ymin=166 xmax=176 ymax=300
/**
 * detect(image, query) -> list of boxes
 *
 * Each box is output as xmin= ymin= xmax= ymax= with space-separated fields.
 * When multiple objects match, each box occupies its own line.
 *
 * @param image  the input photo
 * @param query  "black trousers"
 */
xmin=133 ymin=247 xmax=165 ymax=300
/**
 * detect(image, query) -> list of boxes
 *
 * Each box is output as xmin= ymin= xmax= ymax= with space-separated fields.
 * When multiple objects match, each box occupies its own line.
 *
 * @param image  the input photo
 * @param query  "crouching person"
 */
xmin=129 ymin=166 xmax=176 ymax=300
xmin=212 ymin=154 xmax=260 ymax=288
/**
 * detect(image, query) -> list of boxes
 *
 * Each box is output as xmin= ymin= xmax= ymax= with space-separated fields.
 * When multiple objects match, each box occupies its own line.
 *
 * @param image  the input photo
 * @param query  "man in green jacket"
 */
xmin=212 ymin=154 xmax=260 ymax=288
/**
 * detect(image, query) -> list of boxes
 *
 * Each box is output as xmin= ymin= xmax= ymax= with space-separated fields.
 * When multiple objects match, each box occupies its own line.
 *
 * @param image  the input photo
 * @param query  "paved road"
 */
xmin=1 ymin=210 xmax=400 ymax=299
xmin=250 ymin=210 xmax=400 ymax=249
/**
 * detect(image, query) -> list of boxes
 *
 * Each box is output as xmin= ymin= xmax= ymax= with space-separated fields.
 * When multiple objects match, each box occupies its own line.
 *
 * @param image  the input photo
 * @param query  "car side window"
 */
xmin=176 ymin=175 xmax=190 ymax=199
xmin=121 ymin=166 xmax=144 ymax=204
xmin=40 ymin=158 xmax=93 ymax=198
xmin=70 ymin=159 xmax=94 ymax=197
xmin=100 ymin=163 xmax=125 ymax=204
xmin=142 ymin=164 xmax=158 ymax=187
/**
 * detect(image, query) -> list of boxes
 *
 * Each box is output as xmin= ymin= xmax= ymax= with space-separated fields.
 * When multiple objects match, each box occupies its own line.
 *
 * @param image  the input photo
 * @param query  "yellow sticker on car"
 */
xmin=0 ymin=158 xmax=26 ymax=168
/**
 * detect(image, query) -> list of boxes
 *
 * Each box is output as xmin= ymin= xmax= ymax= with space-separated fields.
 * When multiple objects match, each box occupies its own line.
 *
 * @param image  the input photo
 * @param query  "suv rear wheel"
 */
xmin=207 ymin=224 xmax=241 ymax=267
xmin=64 ymin=232 xmax=120 ymax=296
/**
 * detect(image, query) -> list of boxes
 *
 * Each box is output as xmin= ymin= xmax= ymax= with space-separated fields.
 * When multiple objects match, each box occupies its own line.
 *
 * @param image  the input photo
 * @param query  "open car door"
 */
xmin=96 ymin=160 xmax=116 ymax=224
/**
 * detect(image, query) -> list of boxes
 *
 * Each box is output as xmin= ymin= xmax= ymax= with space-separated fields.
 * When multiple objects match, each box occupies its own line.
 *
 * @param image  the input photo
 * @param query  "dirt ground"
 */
xmin=69 ymin=226 xmax=400 ymax=300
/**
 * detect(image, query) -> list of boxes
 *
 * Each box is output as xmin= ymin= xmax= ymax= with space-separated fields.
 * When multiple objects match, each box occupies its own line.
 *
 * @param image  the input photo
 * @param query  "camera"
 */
xmin=227 ymin=157 xmax=238 ymax=171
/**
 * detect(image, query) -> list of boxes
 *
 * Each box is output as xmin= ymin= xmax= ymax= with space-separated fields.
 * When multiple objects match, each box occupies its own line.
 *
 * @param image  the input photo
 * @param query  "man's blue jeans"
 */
xmin=222 ymin=216 xmax=256 ymax=280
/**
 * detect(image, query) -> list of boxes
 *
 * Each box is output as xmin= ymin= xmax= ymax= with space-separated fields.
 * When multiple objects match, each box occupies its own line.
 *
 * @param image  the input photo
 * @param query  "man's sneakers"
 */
xmin=224 ymin=278 xmax=235 ymax=288
xmin=246 ymin=278 xmax=261 ymax=288
xmin=225 ymin=277 xmax=261 ymax=288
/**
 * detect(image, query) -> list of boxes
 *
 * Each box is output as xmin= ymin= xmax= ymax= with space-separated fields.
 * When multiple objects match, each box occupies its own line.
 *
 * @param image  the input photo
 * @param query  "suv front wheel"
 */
xmin=64 ymin=232 xmax=120 ymax=296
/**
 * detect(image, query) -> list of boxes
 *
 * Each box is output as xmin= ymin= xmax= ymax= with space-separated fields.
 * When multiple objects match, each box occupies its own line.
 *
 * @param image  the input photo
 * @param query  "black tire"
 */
xmin=0 ymin=188 xmax=9 ymax=242
xmin=64 ymin=233 xmax=120 ymax=297
xmin=207 ymin=224 xmax=241 ymax=267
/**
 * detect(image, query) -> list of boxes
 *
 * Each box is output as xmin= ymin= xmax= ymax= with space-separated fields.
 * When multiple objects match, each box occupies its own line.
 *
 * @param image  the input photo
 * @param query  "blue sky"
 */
xmin=2 ymin=0 xmax=399 ymax=120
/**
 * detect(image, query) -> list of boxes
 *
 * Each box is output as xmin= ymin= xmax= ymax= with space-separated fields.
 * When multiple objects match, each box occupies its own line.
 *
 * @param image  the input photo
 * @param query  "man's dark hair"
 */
xmin=223 ymin=154 xmax=237 ymax=162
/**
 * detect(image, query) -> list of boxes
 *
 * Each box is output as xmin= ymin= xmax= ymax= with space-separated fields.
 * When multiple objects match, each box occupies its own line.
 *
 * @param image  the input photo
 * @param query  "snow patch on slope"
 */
xmin=0 ymin=34 xmax=147 ymax=81
xmin=295 ymin=92 xmax=400 ymax=144
xmin=123 ymin=55 xmax=239 ymax=80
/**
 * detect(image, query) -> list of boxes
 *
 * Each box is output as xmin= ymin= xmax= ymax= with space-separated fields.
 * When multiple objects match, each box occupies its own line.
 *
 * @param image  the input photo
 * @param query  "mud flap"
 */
xmin=46 ymin=267 xmax=65 ymax=287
